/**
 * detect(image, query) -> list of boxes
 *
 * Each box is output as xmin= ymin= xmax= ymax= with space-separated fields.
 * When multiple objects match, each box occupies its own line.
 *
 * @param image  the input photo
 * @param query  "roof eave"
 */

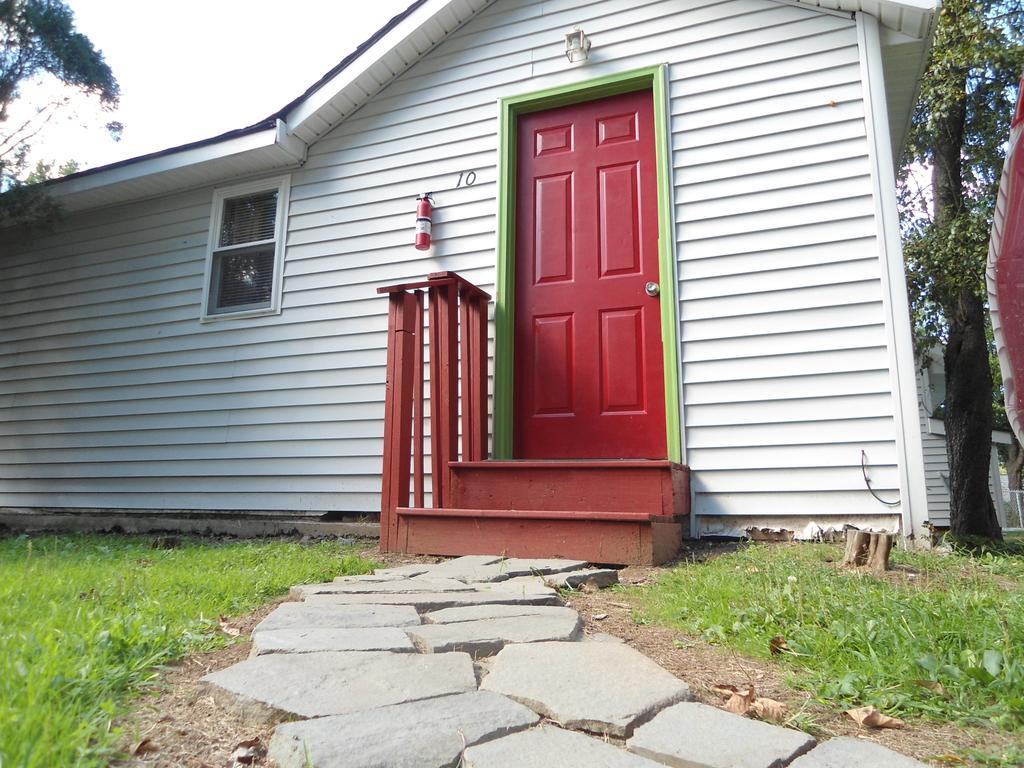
xmin=39 ymin=0 xmax=937 ymax=211
xmin=48 ymin=120 xmax=307 ymax=212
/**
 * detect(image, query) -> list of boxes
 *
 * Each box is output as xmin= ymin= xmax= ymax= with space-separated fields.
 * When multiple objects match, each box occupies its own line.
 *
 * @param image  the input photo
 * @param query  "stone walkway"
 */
xmin=200 ymin=555 xmax=927 ymax=768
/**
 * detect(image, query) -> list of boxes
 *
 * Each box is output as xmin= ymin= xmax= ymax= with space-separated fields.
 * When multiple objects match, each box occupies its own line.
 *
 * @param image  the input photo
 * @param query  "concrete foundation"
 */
xmin=0 ymin=508 xmax=380 ymax=539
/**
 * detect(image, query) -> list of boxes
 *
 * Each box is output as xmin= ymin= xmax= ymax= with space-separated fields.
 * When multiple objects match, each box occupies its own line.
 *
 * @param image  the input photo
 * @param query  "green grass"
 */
xmin=0 ymin=534 xmax=376 ymax=768
xmin=635 ymin=543 xmax=1024 ymax=731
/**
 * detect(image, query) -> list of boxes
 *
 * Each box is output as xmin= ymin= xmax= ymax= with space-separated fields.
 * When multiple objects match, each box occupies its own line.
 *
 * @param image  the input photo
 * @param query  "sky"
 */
xmin=17 ymin=0 xmax=414 ymax=173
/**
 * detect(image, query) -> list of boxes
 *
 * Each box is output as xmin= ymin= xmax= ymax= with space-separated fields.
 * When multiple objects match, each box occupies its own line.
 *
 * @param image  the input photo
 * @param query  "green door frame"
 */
xmin=493 ymin=64 xmax=683 ymax=463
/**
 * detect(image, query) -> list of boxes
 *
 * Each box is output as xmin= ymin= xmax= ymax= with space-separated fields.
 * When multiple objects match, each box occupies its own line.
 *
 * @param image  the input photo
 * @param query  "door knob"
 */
xmin=645 ymin=281 xmax=660 ymax=297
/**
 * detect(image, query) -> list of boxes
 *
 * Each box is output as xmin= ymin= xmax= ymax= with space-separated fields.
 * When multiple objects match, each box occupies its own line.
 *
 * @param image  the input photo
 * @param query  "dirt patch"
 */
xmin=116 ymin=550 xmax=1021 ymax=767
xmin=115 ymin=599 xmax=285 ymax=768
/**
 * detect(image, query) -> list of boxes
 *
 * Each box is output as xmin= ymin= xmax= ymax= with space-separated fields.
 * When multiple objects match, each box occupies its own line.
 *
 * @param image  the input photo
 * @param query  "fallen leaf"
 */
xmin=712 ymin=684 xmax=786 ymax=721
xmin=227 ymin=737 xmax=263 ymax=766
xmin=219 ymin=616 xmax=241 ymax=637
xmin=751 ymin=697 xmax=787 ymax=722
xmin=608 ymin=601 xmax=631 ymax=609
xmin=845 ymin=706 xmax=905 ymax=729
xmin=769 ymin=635 xmax=791 ymax=655
xmin=592 ymin=613 xmax=608 ymax=621
xmin=710 ymin=683 xmax=743 ymax=698
xmin=912 ymin=679 xmax=947 ymax=696
xmin=132 ymin=737 xmax=159 ymax=756
xmin=721 ymin=686 xmax=756 ymax=715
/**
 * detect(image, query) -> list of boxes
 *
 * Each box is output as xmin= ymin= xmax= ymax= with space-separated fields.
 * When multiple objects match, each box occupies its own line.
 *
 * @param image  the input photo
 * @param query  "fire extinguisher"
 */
xmin=414 ymin=193 xmax=433 ymax=251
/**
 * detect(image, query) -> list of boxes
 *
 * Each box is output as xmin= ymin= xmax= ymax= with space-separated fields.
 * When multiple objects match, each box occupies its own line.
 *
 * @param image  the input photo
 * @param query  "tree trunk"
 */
xmin=1008 ymin=437 xmax=1023 ymax=493
xmin=944 ymin=289 xmax=1002 ymax=539
xmin=930 ymin=55 xmax=1001 ymax=541
xmin=842 ymin=529 xmax=870 ymax=566
xmin=841 ymin=529 xmax=893 ymax=571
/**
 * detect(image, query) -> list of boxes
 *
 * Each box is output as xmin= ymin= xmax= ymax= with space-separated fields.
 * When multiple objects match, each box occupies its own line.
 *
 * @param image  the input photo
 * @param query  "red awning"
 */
xmin=988 ymin=74 xmax=1024 ymax=443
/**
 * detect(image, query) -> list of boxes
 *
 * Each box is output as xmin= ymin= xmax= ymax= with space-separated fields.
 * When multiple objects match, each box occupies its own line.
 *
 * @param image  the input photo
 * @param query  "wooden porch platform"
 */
xmin=377 ymin=273 xmax=689 ymax=567
xmin=394 ymin=460 xmax=689 ymax=565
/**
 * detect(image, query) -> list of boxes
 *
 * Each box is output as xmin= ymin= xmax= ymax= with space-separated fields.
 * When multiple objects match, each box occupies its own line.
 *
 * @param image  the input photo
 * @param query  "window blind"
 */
xmin=212 ymin=248 xmax=275 ymax=310
xmin=219 ymin=190 xmax=278 ymax=247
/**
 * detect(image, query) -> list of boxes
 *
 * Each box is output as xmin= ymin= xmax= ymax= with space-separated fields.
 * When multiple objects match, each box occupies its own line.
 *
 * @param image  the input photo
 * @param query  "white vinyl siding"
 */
xmin=918 ymin=375 xmax=951 ymax=527
xmin=0 ymin=0 xmax=906 ymax=525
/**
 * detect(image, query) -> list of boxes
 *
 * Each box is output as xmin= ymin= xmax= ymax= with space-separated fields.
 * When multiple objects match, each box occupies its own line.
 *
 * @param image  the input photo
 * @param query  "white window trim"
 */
xmin=200 ymin=175 xmax=291 ymax=322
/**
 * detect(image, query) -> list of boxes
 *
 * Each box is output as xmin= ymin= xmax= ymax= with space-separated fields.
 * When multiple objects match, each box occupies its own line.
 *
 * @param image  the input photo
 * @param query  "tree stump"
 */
xmin=841 ymin=529 xmax=893 ymax=571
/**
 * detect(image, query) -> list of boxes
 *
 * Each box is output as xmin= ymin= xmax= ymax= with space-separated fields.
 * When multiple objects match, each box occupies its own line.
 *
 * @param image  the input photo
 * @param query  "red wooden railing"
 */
xmin=376 ymin=271 xmax=491 ymax=551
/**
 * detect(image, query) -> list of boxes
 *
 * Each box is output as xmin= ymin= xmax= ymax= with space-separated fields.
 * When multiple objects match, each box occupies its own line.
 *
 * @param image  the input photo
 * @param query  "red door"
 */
xmin=513 ymin=90 xmax=667 ymax=459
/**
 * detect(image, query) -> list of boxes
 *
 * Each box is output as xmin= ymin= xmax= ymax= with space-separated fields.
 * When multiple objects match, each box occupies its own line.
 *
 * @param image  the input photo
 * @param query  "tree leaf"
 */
xmin=964 ymin=666 xmax=995 ymax=685
xmin=218 ymin=616 xmax=241 ymax=637
xmin=769 ymin=635 xmax=791 ymax=655
xmin=912 ymin=679 xmax=948 ymax=697
xmin=751 ymin=697 xmax=788 ymax=722
xmin=227 ymin=737 xmax=262 ymax=766
xmin=722 ymin=687 xmax=756 ymax=716
xmin=710 ymin=683 xmax=742 ymax=698
xmin=983 ymin=649 xmax=1003 ymax=678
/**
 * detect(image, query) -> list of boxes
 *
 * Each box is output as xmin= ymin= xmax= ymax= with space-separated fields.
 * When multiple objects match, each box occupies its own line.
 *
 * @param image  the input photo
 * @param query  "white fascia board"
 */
xmin=877 ymin=0 xmax=938 ymax=10
xmin=285 ymin=0 xmax=462 ymax=134
xmin=49 ymin=128 xmax=279 ymax=200
xmin=803 ymin=0 xmax=938 ymax=16
xmin=48 ymin=120 xmax=307 ymax=204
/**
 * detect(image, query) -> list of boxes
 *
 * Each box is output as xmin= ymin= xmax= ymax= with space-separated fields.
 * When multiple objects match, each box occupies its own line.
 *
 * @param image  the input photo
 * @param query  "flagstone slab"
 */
xmin=268 ymin=691 xmax=539 ymax=768
xmin=332 ymin=573 xmax=412 ymax=583
xmin=255 ymin=602 xmax=420 ymax=632
xmin=544 ymin=568 xmax=620 ymax=590
xmin=500 ymin=558 xmax=591 ymax=576
xmin=788 ymin=737 xmax=928 ymax=768
xmin=302 ymin=590 xmax=561 ymax=611
xmin=407 ymin=608 xmax=583 ymax=655
xmin=425 ymin=603 xmax=573 ymax=624
xmin=627 ymin=702 xmax=816 ymax=768
xmin=251 ymin=627 xmax=416 ymax=655
xmin=464 ymin=725 xmax=666 ymax=768
xmin=421 ymin=555 xmax=509 ymax=582
xmin=291 ymin=577 xmax=475 ymax=599
xmin=584 ymin=632 xmax=626 ymax=644
xmin=425 ymin=557 xmax=592 ymax=584
xmin=465 ymin=578 xmax=559 ymax=598
xmin=372 ymin=564 xmax=435 ymax=578
xmin=200 ymin=651 xmax=476 ymax=725
xmin=480 ymin=641 xmax=691 ymax=736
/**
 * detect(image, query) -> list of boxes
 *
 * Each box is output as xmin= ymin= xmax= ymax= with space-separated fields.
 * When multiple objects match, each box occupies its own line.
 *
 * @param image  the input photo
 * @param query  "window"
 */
xmin=202 ymin=176 xmax=290 ymax=319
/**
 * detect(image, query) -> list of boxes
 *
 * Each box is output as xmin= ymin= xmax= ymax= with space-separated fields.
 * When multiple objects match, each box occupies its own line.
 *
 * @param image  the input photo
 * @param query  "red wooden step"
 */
xmin=448 ymin=460 xmax=688 ymax=518
xmin=395 ymin=506 xmax=683 ymax=565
